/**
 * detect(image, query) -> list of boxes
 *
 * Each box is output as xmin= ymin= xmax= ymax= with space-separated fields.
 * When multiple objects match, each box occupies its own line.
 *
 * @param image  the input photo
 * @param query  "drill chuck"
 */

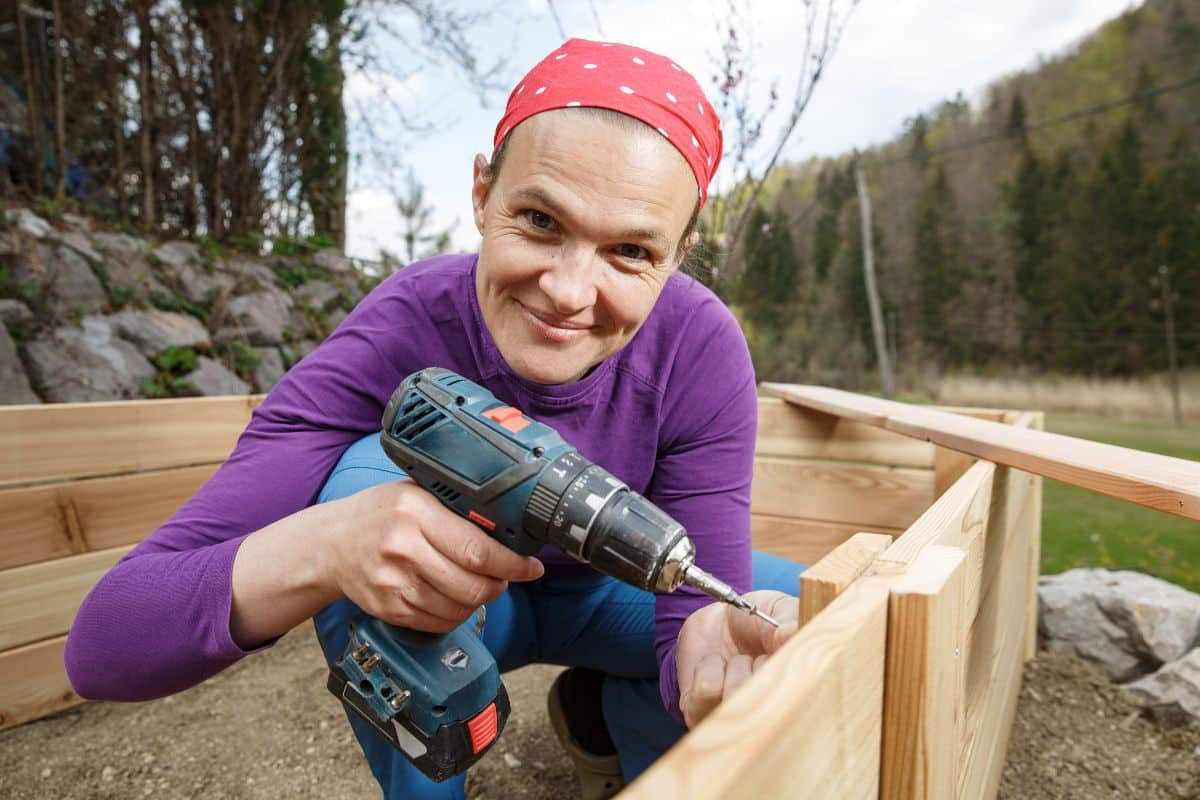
xmin=521 ymin=451 xmax=690 ymax=592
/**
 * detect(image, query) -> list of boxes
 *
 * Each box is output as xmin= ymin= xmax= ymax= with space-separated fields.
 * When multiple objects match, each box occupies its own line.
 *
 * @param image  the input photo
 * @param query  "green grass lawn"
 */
xmin=1040 ymin=413 xmax=1200 ymax=592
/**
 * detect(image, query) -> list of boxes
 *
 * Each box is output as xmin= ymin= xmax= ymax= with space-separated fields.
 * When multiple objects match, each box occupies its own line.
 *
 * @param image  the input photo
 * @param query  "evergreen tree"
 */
xmin=1057 ymin=120 xmax=1155 ymax=374
xmin=914 ymin=163 xmax=964 ymax=362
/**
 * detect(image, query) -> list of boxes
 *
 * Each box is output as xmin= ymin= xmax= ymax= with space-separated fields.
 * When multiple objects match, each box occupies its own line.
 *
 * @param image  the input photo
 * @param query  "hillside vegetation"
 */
xmin=729 ymin=0 xmax=1199 ymax=388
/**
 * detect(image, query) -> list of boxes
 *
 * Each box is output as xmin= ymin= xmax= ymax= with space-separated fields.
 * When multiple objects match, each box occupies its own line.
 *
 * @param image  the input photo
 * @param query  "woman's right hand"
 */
xmin=321 ymin=480 xmax=545 ymax=633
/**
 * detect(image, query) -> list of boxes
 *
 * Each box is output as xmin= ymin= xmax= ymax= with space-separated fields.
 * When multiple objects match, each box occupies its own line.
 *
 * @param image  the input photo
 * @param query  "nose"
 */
xmin=539 ymin=243 xmax=598 ymax=314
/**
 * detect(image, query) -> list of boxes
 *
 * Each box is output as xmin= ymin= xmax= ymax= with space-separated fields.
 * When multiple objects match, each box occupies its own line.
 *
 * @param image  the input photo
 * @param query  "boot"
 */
xmin=547 ymin=668 xmax=625 ymax=800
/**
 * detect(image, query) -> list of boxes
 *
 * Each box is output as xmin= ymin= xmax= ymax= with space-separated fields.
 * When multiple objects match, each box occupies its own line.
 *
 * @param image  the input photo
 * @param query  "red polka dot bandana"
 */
xmin=493 ymin=38 xmax=723 ymax=208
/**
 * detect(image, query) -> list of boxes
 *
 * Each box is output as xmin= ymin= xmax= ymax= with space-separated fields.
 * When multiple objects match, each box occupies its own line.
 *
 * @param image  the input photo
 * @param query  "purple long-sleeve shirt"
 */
xmin=64 ymin=253 xmax=758 ymax=720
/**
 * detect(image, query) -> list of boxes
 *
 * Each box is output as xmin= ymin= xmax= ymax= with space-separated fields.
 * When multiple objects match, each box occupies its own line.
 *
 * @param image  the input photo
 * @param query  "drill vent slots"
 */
xmin=429 ymin=481 xmax=461 ymax=504
xmin=393 ymin=395 xmax=443 ymax=442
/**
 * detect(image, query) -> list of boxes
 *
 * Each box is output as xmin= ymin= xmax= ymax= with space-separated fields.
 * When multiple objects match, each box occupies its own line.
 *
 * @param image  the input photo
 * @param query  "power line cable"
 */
xmin=866 ymin=73 xmax=1200 ymax=169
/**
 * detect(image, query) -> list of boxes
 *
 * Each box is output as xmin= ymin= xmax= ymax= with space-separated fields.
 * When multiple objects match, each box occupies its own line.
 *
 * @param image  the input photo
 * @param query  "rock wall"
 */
xmin=0 ymin=207 xmax=377 ymax=404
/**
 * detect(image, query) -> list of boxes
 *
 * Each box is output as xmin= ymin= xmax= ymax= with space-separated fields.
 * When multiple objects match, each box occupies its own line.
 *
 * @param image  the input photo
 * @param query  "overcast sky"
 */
xmin=343 ymin=0 xmax=1139 ymax=261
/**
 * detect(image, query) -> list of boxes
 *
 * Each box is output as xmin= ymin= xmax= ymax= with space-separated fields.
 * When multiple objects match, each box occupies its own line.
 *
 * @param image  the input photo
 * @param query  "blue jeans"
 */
xmin=313 ymin=435 xmax=805 ymax=799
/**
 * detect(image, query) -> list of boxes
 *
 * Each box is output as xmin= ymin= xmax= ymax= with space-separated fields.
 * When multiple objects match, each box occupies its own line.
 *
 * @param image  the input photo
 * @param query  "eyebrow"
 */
xmin=510 ymin=187 xmax=673 ymax=250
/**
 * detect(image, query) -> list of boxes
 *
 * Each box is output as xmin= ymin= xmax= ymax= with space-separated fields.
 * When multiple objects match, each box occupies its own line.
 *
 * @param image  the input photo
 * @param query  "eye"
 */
xmin=615 ymin=243 xmax=649 ymax=261
xmin=524 ymin=209 xmax=556 ymax=231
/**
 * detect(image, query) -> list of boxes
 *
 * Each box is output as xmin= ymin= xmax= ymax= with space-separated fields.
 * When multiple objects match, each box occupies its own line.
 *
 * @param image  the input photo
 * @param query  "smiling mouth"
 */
xmin=517 ymin=302 xmax=593 ymax=342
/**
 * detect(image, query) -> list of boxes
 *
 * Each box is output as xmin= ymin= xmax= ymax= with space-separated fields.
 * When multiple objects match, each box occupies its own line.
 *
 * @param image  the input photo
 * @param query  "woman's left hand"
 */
xmin=676 ymin=590 xmax=799 ymax=728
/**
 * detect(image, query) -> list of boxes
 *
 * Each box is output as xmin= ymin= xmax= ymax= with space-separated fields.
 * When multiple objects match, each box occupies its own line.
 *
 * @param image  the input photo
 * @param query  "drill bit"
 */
xmin=680 ymin=563 xmax=781 ymax=628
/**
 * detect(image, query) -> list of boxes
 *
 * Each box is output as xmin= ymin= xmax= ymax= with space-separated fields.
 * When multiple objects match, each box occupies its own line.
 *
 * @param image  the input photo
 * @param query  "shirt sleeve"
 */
xmin=645 ymin=299 xmax=758 ymax=722
xmin=64 ymin=292 xmax=410 ymax=701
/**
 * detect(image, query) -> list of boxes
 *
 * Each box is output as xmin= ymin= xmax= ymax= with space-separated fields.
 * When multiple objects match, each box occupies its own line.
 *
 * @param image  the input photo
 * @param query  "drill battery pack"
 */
xmin=328 ymin=614 xmax=511 ymax=782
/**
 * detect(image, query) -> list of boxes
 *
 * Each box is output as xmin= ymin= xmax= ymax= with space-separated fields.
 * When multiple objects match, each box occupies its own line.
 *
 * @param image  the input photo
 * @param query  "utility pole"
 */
xmin=853 ymin=152 xmax=894 ymax=399
xmin=1156 ymin=265 xmax=1182 ymax=427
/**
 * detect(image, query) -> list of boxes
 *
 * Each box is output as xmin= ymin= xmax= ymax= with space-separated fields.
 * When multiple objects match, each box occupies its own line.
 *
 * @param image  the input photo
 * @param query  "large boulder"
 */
xmin=312 ymin=248 xmax=353 ymax=274
xmin=109 ymin=309 xmax=210 ymax=356
xmin=5 ymin=208 xmax=52 ymax=239
xmin=178 ymin=261 xmax=235 ymax=306
xmin=295 ymin=280 xmax=342 ymax=313
xmin=224 ymin=258 xmax=278 ymax=291
xmin=1124 ymin=647 xmax=1200 ymax=728
xmin=0 ymin=299 xmax=34 ymax=328
xmin=1039 ymin=569 xmax=1200 ymax=682
xmin=0 ymin=325 xmax=39 ymax=404
xmin=153 ymin=240 xmax=201 ymax=272
xmin=213 ymin=289 xmax=294 ymax=345
xmin=92 ymin=232 xmax=170 ymax=305
xmin=10 ymin=241 xmax=108 ymax=318
xmin=252 ymin=347 xmax=286 ymax=392
xmin=22 ymin=317 xmax=155 ymax=402
xmin=53 ymin=230 xmax=103 ymax=265
xmin=182 ymin=356 xmax=249 ymax=397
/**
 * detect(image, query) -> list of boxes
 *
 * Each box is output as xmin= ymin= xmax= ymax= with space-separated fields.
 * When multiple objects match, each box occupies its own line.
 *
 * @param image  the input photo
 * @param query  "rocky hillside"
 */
xmin=0 ymin=207 xmax=378 ymax=404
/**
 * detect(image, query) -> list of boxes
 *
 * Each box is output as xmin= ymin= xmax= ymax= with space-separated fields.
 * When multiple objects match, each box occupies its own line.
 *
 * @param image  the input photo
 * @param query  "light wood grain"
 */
xmin=877 ymin=460 xmax=996 ymax=570
xmin=0 ymin=545 xmax=133 ymax=650
xmin=0 ymin=464 xmax=217 ymax=570
xmin=881 ymin=546 xmax=967 ymax=800
xmin=0 ymin=395 xmax=262 ymax=488
xmin=0 ymin=635 xmax=81 ymax=731
xmin=799 ymin=532 xmax=892 ymax=625
xmin=757 ymin=397 xmax=935 ymax=467
xmin=934 ymin=446 xmax=976 ymax=499
xmin=619 ymin=570 xmax=900 ymax=800
xmin=958 ymin=495 xmax=1033 ymax=799
xmin=763 ymin=383 xmax=1200 ymax=521
xmin=751 ymin=514 xmax=903 ymax=566
xmin=753 ymin=456 xmax=935 ymax=530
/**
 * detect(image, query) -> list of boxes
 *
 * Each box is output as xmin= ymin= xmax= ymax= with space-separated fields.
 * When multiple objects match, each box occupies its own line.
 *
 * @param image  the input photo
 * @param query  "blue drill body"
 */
xmin=328 ymin=367 xmax=699 ymax=782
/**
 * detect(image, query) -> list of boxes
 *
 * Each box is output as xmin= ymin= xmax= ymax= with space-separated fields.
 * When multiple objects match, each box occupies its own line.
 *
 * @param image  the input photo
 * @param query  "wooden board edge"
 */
xmin=799 ymin=532 xmax=893 ymax=626
xmin=881 ymin=545 xmax=967 ymax=800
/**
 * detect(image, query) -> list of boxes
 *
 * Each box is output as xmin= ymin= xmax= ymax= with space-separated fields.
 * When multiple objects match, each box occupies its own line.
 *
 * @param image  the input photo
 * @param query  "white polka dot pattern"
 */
xmin=492 ymin=37 xmax=723 ymax=207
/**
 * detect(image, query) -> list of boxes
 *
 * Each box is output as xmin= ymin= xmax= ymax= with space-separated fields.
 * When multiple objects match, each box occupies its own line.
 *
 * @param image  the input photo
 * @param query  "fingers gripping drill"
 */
xmin=327 ymin=368 xmax=777 ymax=781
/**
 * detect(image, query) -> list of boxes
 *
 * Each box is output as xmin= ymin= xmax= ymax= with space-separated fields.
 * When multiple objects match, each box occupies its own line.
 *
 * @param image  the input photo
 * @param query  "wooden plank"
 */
xmin=0 ymin=545 xmax=132 ymax=651
xmin=928 ymin=406 xmax=1010 ymax=422
xmin=934 ymin=446 xmax=976 ymax=498
xmin=0 ymin=464 xmax=218 ymax=570
xmin=878 ymin=460 xmax=995 ymax=569
xmin=753 ymin=457 xmax=935 ymax=531
xmin=0 ymin=395 xmax=263 ymax=488
xmin=1019 ymin=412 xmax=1045 ymax=662
xmin=958 ymin=498 xmax=1033 ymax=799
xmin=757 ymin=398 xmax=935 ymax=467
xmin=751 ymin=514 xmax=903 ymax=566
xmin=0 ymin=635 xmax=81 ymax=732
xmin=881 ymin=546 xmax=967 ymax=800
xmin=799 ymin=532 xmax=892 ymax=625
xmin=763 ymin=383 xmax=1200 ymax=521
xmin=619 ymin=570 xmax=899 ymax=800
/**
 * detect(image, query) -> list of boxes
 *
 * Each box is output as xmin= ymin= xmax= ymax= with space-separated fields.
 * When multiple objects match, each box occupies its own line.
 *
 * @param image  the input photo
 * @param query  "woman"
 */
xmin=65 ymin=38 xmax=803 ymax=799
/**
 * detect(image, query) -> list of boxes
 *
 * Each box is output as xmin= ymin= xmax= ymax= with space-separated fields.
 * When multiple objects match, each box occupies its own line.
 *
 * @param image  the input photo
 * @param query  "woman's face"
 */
xmin=471 ymin=111 xmax=698 ymax=385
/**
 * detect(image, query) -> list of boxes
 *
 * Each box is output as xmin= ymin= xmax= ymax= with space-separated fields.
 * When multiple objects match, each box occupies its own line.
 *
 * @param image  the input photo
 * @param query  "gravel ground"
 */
xmin=1 ymin=632 xmax=1196 ymax=799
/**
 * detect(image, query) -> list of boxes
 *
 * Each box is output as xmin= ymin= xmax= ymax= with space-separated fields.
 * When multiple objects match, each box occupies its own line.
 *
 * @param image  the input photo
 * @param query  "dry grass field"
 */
xmin=932 ymin=371 xmax=1198 ymax=422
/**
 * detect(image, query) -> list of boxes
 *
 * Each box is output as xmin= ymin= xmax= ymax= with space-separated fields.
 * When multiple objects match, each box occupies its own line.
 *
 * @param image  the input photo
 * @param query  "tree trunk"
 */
xmin=136 ymin=2 xmax=156 ymax=228
xmin=16 ymin=1 xmax=45 ymax=196
xmin=52 ymin=0 xmax=67 ymax=198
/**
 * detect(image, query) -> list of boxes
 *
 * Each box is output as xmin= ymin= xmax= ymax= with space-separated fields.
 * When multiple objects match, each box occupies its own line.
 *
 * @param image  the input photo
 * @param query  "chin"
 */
xmin=510 ymin=349 xmax=593 ymax=385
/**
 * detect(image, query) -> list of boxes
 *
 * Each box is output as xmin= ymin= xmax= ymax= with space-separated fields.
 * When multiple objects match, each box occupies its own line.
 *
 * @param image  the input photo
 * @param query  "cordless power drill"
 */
xmin=327 ymin=367 xmax=777 ymax=781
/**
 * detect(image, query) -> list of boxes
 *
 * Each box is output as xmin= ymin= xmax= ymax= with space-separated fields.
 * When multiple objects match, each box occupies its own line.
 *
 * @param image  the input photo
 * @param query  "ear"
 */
xmin=471 ymin=153 xmax=492 ymax=236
